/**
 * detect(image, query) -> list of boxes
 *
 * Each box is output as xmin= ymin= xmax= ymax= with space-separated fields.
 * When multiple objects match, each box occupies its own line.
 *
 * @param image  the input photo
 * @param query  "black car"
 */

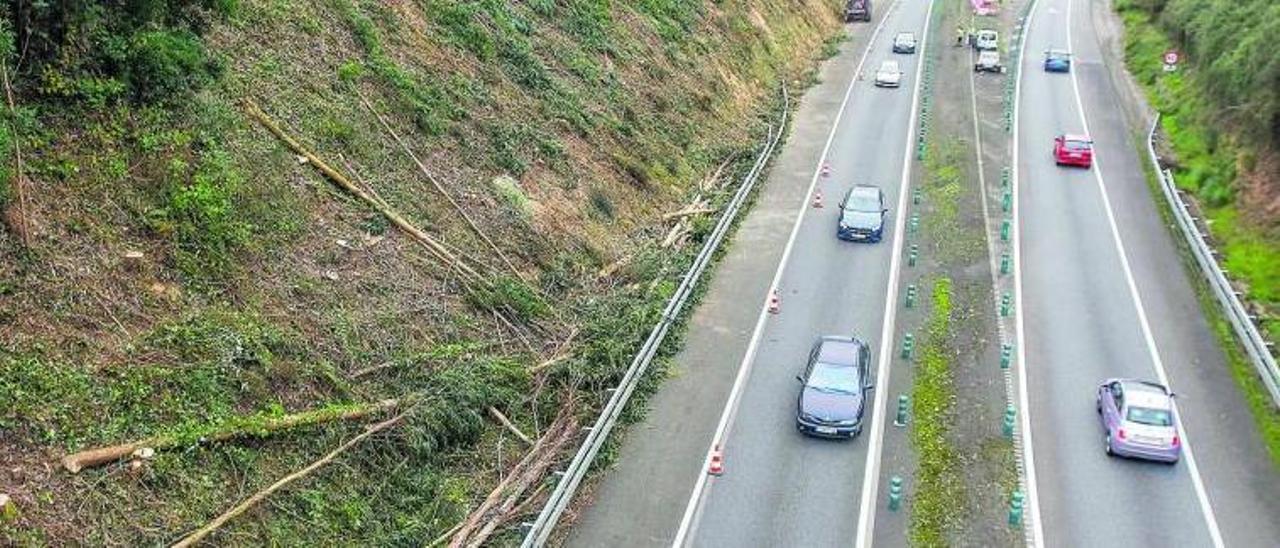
xmin=837 ymin=185 xmax=887 ymax=242
xmin=892 ymin=32 xmax=917 ymax=54
xmin=796 ymin=336 xmax=874 ymax=438
xmin=845 ymin=0 xmax=871 ymax=22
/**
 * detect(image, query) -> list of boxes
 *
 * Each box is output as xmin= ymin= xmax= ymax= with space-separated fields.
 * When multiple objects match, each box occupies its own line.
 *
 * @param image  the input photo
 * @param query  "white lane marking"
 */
xmin=853 ymin=0 xmax=936 ymax=544
xmin=670 ymin=3 xmax=905 ymax=545
xmin=1062 ymin=0 xmax=1224 ymax=545
xmin=970 ymin=25 xmax=1038 ymax=548
xmin=1012 ymin=0 xmax=1047 ymax=544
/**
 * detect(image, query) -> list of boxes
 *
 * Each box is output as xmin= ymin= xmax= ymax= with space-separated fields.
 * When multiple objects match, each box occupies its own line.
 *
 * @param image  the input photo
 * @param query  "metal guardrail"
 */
xmin=1145 ymin=114 xmax=1280 ymax=406
xmin=519 ymin=85 xmax=791 ymax=547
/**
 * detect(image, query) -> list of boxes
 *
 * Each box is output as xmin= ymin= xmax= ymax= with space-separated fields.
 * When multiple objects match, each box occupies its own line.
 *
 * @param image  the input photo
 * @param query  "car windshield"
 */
xmin=845 ymin=192 xmax=880 ymax=212
xmin=897 ymin=34 xmax=913 ymax=42
xmin=1126 ymin=406 xmax=1173 ymax=426
xmin=1048 ymin=51 xmax=1069 ymax=59
xmin=1064 ymin=139 xmax=1091 ymax=151
xmin=808 ymin=363 xmax=861 ymax=394
xmin=880 ymin=61 xmax=898 ymax=72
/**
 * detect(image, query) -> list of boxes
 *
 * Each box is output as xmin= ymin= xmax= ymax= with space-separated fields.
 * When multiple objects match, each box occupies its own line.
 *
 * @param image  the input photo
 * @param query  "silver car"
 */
xmin=1096 ymin=379 xmax=1181 ymax=463
xmin=874 ymin=60 xmax=902 ymax=87
xmin=892 ymin=32 xmax=917 ymax=54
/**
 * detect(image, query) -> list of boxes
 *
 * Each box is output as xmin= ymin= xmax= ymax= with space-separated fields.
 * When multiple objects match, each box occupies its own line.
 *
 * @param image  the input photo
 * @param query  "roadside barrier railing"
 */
xmin=1145 ymin=114 xmax=1280 ymax=406
xmin=519 ymin=85 xmax=791 ymax=547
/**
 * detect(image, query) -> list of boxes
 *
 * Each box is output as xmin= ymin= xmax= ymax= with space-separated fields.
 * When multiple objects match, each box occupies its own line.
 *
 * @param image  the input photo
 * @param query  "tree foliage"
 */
xmin=1128 ymin=0 xmax=1280 ymax=145
xmin=6 ymin=0 xmax=235 ymax=104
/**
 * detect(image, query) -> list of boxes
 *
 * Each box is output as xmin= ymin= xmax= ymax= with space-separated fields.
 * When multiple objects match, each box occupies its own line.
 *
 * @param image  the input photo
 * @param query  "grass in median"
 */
xmin=910 ymin=277 xmax=964 ymax=547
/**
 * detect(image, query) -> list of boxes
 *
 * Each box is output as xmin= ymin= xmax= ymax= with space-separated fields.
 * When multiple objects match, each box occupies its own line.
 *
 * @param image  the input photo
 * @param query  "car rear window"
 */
xmin=1064 ymin=140 xmax=1091 ymax=151
xmin=1126 ymin=406 xmax=1172 ymax=426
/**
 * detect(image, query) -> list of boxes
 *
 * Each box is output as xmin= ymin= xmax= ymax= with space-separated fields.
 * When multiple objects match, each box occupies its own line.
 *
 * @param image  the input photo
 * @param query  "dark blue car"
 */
xmin=838 ymin=185 xmax=887 ymax=242
xmin=1044 ymin=49 xmax=1071 ymax=72
xmin=795 ymin=336 xmax=874 ymax=438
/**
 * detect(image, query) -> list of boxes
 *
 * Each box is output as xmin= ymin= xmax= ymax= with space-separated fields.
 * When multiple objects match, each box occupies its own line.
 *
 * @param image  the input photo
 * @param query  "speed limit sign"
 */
xmin=1163 ymin=50 xmax=1179 ymax=72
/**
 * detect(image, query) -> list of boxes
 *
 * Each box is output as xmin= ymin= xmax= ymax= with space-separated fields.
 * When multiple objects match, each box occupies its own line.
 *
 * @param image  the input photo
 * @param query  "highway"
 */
xmin=1016 ymin=0 xmax=1280 ymax=546
xmin=678 ymin=0 xmax=932 ymax=545
xmin=567 ymin=0 xmax=932 ymax=545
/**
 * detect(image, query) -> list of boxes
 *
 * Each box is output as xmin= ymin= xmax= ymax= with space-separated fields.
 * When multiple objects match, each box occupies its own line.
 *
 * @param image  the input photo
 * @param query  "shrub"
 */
xmin=127 ymin=29 xmax=218 ymax=103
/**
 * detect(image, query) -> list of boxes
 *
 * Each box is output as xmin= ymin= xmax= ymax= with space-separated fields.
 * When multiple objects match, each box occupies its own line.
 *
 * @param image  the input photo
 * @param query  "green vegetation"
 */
xmin=910 ymin=278 xmax=963 ymax=547
xmin=1116 ymin=0 xmax=1280 ymax=466
xmin=1114 ymin=0 xmax=1280 ymax=343
xmin=0 ymin=0 xmax=840 ymax=544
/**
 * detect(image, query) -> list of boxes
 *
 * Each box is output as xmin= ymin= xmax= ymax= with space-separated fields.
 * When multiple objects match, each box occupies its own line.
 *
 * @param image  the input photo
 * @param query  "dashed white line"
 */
xmin=670 ymin=3 xmax=906 ymax=545
xmin=1061 ymin=0 xmax=1224 ymax=544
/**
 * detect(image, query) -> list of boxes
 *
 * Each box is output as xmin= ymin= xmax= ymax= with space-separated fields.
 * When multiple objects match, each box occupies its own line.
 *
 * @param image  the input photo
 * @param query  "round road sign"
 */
xmin=1163 ymin=50 xmax=1179 ymax=65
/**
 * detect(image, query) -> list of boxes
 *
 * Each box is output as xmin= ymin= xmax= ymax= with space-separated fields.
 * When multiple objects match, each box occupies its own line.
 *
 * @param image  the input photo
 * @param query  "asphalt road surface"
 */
xmin=680 ymin=1 xmax=932 ymax=546
xmin=1017 ymin=0 xmax=1280 ymax=546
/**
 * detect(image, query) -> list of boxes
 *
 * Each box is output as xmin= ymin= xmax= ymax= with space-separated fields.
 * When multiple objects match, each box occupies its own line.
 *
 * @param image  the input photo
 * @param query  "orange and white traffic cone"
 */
xmin=768 ymin=289 xmax=781 ymax=314
xmin=812 ymin=189 xmax=824 ymax=208
xmin=708 ymin=445 xmax=725 ymax=476
xmin=821 ymin=161 xmax=832 ymax=178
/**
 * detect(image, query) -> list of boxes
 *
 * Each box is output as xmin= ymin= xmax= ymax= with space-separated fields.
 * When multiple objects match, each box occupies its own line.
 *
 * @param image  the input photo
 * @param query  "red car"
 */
xmin=1054 ymin=134 xmax=1093 ymax=168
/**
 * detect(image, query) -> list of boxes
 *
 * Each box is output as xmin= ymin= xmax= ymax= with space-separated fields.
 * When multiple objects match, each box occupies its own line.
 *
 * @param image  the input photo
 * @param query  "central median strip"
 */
xmin=909 ymin=277 xmax=963 ymax=546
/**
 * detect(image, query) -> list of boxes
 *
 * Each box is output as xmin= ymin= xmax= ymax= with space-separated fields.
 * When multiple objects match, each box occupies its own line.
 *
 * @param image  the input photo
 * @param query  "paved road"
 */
xmin=1017 ymin=0 xmax=1280 ymax=546
xmin=682 ymin=1 xmax=931 ymax=546
xmin=565 ymin=2 xmax=922 ymax=545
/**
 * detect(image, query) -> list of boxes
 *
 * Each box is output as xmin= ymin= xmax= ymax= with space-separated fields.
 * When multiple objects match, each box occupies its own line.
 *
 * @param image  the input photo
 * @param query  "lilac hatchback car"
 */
xmin=1096 ymin=379 xmax=1181 ymax=463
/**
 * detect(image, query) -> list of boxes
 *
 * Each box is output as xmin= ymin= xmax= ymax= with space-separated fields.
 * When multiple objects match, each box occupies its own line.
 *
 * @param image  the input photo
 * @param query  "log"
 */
xmin=171 ymin=405 xmax=417 ymax=547
xmin=61 ymin=400 xmax=400 ymax=473
xmin=661 ymin=206 xmax=715 ymax=221
xmin=488 ymin=406 xmax=532 ymax=445
xmin=243 ymin=100 xmax=486 ymax=284
xmin=464 ymin=417 xmax=577 ymax=548
xmin=356 ymin=91 xmax=528 ymax=285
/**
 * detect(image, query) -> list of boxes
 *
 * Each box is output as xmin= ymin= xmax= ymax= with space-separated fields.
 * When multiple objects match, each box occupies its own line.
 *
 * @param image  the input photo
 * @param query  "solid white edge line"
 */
xmin=1061 ymin=0 xmax=1224 ymax=545
xmin=852 ymin=0 xmax=936 ymax=544
xmin=669 ymin=3 xmax=904 ymax=545
xmin=1011 ymin=0 xmax=1047 ymax=544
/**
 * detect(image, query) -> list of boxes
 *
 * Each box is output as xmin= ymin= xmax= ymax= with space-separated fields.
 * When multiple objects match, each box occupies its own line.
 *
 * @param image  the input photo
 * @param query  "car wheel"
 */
xmin=1104 ymin=432 xmax=1114 ymax=456
xmin=1095 ymin=397 xmax=1101 ymax=414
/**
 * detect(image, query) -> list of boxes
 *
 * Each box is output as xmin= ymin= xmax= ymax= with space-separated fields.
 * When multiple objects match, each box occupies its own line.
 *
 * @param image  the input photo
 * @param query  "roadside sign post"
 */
xmin=1163 ymin=49 xmax=1179 ymax=72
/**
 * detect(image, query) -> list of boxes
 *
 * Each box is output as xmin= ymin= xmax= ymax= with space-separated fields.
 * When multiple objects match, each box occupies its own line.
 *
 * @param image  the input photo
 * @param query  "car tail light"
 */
xmin=1117 ymin=428 xmax=1126 ymax=440
xmin=1171 ymin=434 xmax=1181 ymax=447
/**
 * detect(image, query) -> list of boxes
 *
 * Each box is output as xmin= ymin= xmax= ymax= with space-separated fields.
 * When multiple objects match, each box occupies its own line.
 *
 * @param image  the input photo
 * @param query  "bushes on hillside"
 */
xmin=7 ymin=0 xmax=234 ymax=105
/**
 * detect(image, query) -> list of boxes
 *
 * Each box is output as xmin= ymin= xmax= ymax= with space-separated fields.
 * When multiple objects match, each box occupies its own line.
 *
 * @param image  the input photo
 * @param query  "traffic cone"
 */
xmin=708 ymin=445 xmax=725 ymax=476
xmin=821 ymin=161 xmax=832 ymax=178
xmin=768 ymin=289 xmax=781 ymax=314
xmin=812 ymin=189 xmax=824 ymax=208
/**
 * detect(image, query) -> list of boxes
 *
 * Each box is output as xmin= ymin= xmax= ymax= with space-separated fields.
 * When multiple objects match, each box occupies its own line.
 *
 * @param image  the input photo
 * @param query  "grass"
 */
xmin=910 ymin=277 xmax=963 ymax=547
xmin=1116 ymin=0 xmax=1280 ymax=467
xmin=1113 ymin=0 xmax=1280 ymax=344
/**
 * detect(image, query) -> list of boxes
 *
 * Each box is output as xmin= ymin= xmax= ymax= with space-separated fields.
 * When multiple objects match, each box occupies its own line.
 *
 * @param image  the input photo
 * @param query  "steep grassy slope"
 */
xmin=0 ymin=1 xmax=843 ymax=544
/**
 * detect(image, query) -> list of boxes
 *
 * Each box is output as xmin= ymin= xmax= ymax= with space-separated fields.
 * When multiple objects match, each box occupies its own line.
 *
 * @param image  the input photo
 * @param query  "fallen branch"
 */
xmin=449 ymin=406 xmax=576 ymax=547
xmin=61 ymin=399 xmax=400 ymax=473
xmin=356 ymin=91 xmax=527 ymax=285
xmin=243 ymin=99 xmax=485 ymax=284
xmin=487 ymin=406 xmax=531 ymax=445
xmin=528 ymin=328 xmax=579 ymax=374
xmin=171 ymin=405 xmax=417 ymax=548
xmin=1 ymin=52 xmax=30 ymax=247
xmin=662 ymin=206 xmax=715 ymax=221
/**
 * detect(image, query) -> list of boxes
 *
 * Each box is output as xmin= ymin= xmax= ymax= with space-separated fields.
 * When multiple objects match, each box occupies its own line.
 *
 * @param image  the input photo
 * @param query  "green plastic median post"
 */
xmin=1000 ymin=293 xmax=1012 ymax=317
xmin=1002 ymin=191 xmax=1012 ymax=212
xmin=888 ymin=476 xmax=904 ymax=511
xmin=909 ymin=244 xmax=919 ymax=267
xmin=1009 ymin=490 xmax=1025 ymax=526
xmin=905 ymin=284 xmax=917 ymax=308
xmin=895 ymin=395 xmax=909 ymax=426
xmin=1001 ymin=218 xmax=1011 ymax=241
xmin=1003 ymin=404 xmax=1016 ymax=438
xmin=901 ymin=333 xmax=915 ymax=360
xmin=1000 ymin=252 xmax=1011 ymax=275
xmin=1000 ymin=343 xmax=1012 ymax=369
